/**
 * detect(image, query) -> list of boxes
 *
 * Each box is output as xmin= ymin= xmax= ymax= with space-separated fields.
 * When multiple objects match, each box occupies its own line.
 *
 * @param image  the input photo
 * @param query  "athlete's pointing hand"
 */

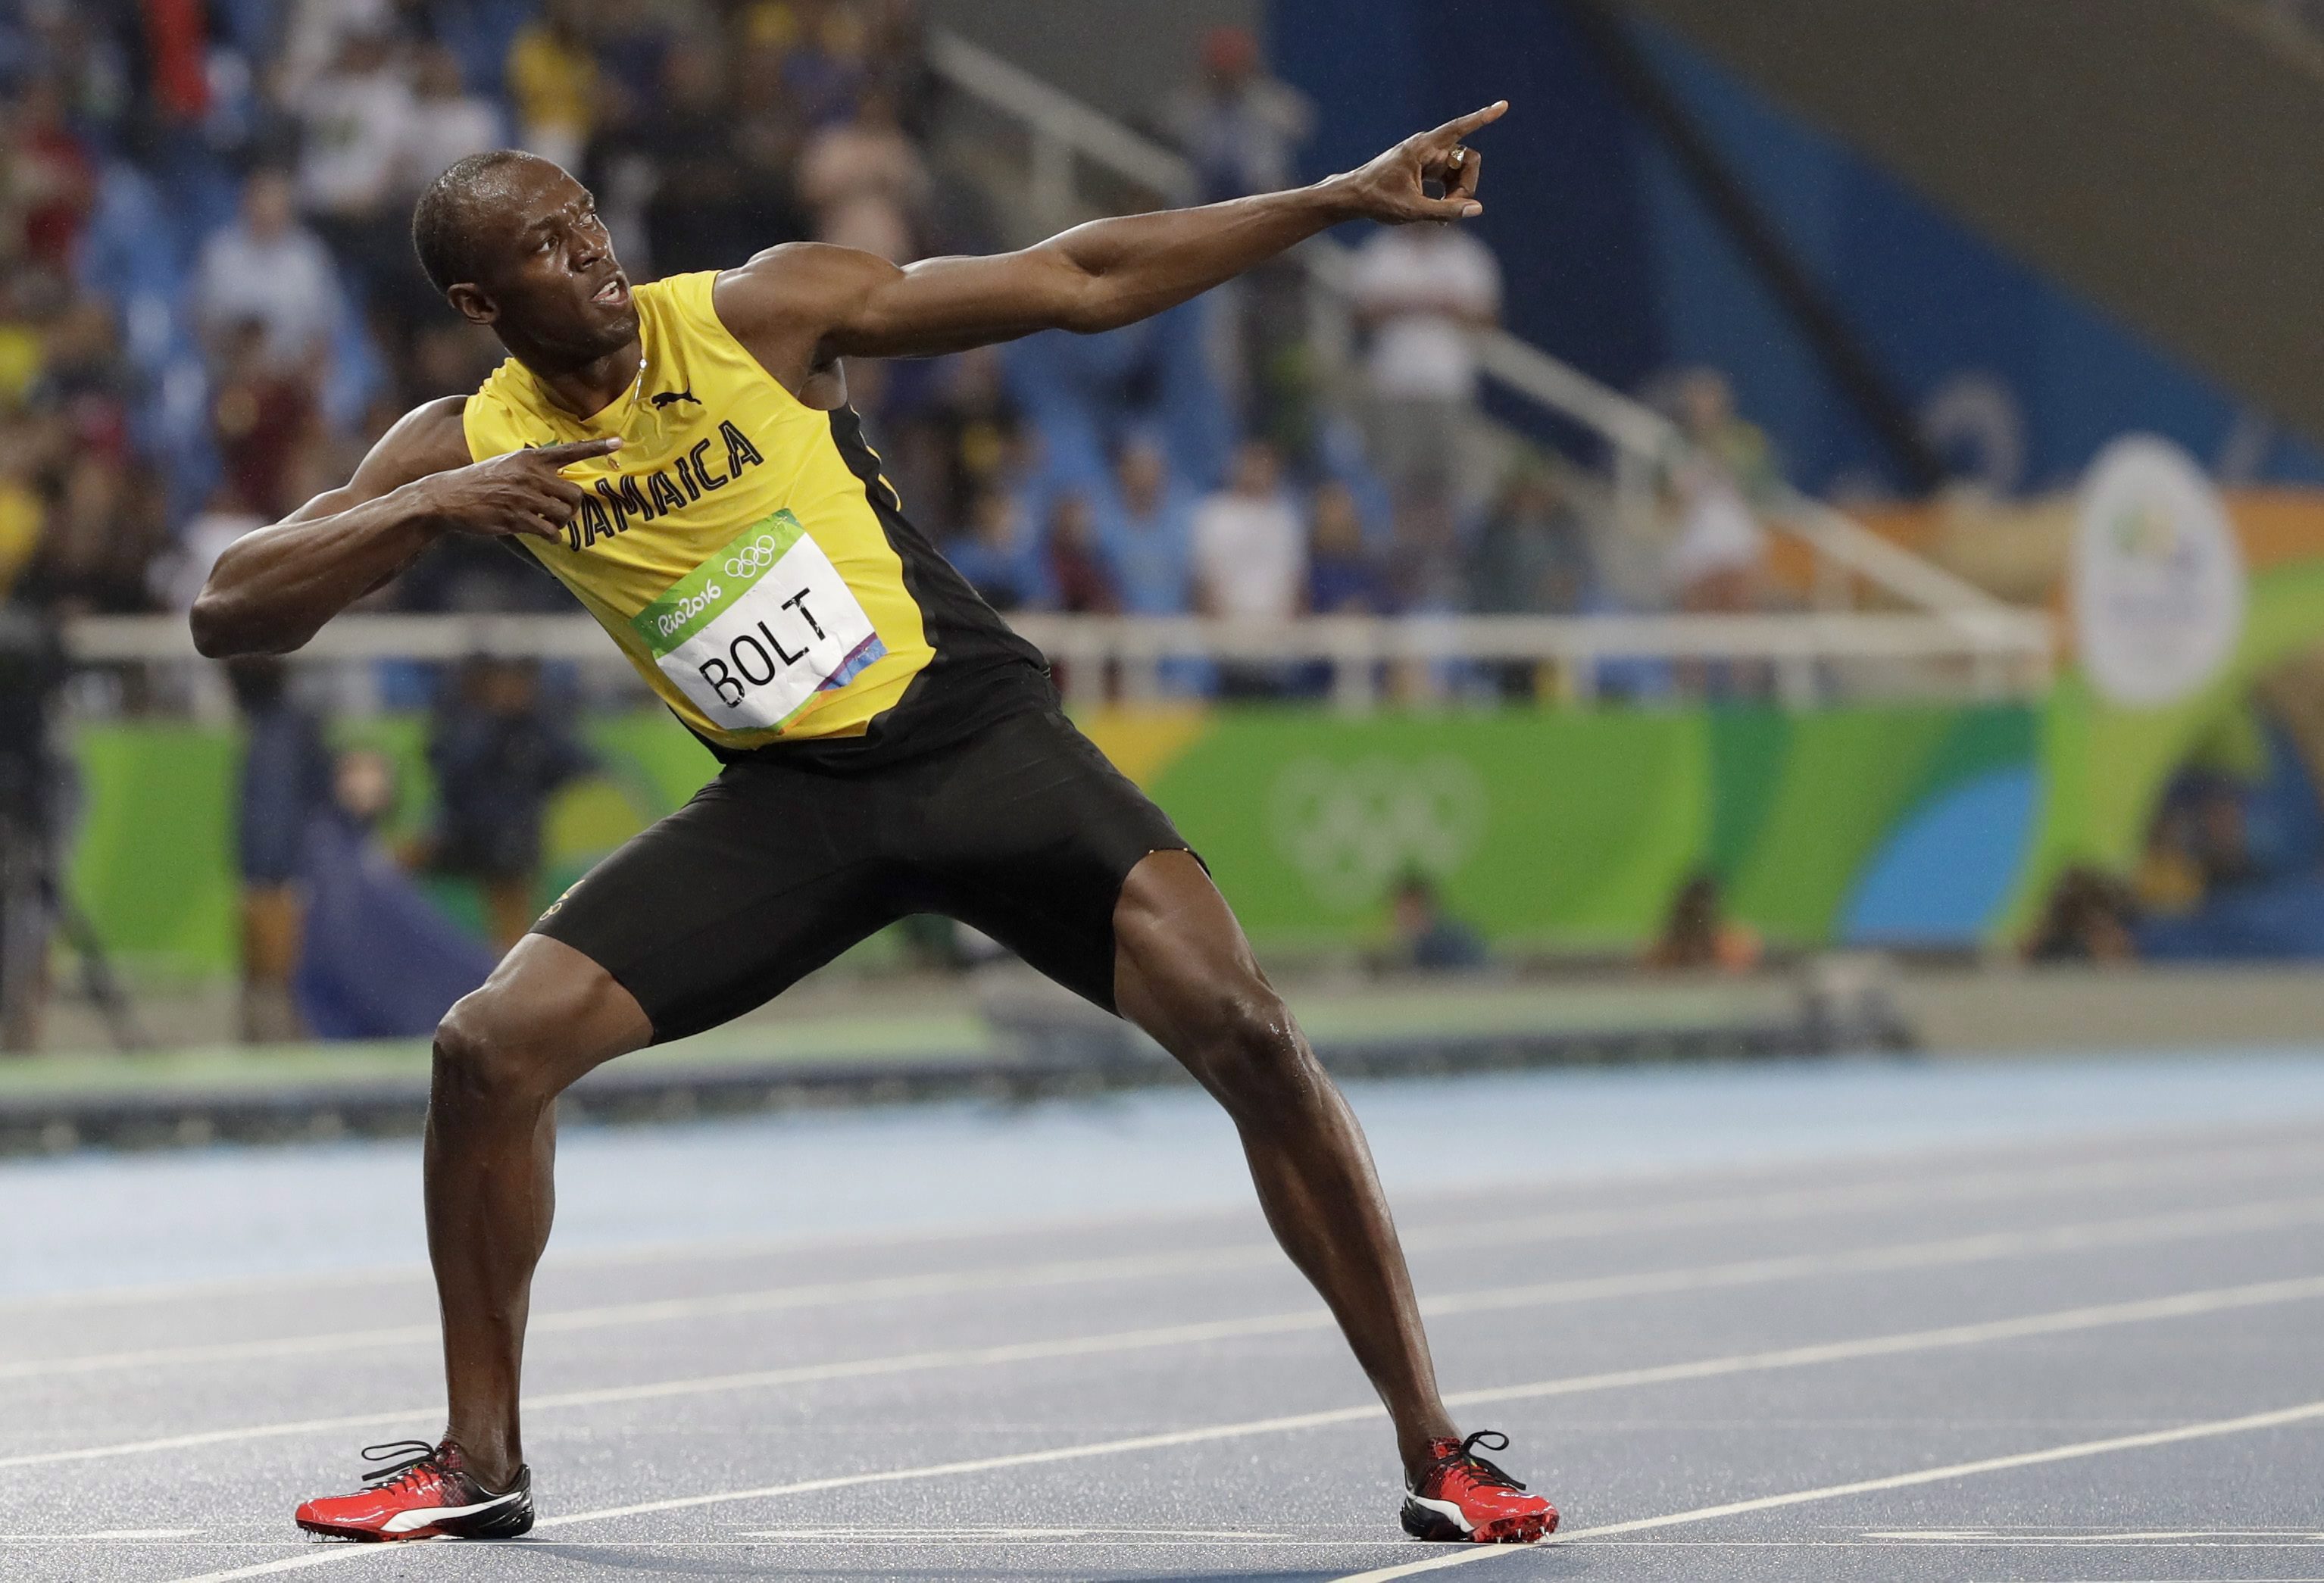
xmin=408 ymin=436 xmax=624 ymax=543
xmin=1333 ymin=101 xmax=1505 ymax=224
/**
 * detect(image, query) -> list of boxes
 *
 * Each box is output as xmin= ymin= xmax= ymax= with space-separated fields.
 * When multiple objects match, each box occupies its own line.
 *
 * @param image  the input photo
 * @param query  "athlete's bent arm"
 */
xmin=189 ymin=399 xmax=620 ymax=657
xmin=714 ymin=101 xmax=1504 ymax=379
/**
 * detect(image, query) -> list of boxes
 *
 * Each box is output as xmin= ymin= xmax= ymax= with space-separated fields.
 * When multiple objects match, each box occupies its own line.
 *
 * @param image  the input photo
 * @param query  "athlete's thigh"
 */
xmin=917 ymin=705 xmax=1194 ymax=1013
xmin=533 ymin=758 xmax=907 ymax=1043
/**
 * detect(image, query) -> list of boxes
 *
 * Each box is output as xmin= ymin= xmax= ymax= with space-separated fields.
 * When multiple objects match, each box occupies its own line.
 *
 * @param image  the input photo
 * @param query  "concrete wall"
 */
xmin=1895 ymin=964 xmax=2324 ymax=1056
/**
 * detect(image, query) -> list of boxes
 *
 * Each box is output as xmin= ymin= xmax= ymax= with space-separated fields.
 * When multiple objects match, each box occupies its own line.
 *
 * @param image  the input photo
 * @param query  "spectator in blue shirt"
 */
xmin=1307 ymin=479 xmax=1387 ymax=615
xmin=226 ymin=656 xmax=334 ymax=1042
xmin=945 ymin=489 xmax=1050 ymax=611
xmin=1092 ymin=438 xmax=1195 ymax=615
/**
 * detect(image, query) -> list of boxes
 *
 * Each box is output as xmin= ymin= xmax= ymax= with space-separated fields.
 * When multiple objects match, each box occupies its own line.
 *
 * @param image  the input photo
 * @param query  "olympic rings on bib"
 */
xmin=725 ymin=534 xmax=781 ymax=577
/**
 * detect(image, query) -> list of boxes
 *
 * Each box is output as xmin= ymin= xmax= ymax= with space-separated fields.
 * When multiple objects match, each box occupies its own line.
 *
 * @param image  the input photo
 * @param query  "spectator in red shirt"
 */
xmin=11 ymin=77 xmax=95 ymax=269
xmin=1045 ymin=491 xmax=1120 ymax=614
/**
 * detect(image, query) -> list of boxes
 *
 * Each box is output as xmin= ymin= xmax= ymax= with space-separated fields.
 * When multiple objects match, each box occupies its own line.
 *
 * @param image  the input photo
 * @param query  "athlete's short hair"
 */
xmin=411 ymin=149 xmax=546 ymax=295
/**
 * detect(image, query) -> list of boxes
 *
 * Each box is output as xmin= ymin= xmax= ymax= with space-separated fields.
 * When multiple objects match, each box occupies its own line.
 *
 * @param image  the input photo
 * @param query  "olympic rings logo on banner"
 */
xmin=1268 ymin=754 xmax=1488 ymax=911
xmin=725 ymin=534 xmax=782 ymax=578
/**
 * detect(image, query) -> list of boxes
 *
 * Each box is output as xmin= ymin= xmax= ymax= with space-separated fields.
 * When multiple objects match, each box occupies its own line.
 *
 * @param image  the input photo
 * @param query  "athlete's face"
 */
xmin=455 ymin=161 xmax=639 ymax=362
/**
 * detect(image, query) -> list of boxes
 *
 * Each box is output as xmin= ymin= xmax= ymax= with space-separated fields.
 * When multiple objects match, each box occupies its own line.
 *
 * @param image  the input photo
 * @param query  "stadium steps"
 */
xmin=1616 ymin=0 xmax=2324 ymax=445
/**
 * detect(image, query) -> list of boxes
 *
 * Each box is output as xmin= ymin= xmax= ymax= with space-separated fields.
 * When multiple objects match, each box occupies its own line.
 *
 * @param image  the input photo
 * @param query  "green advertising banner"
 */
xmin=64 ymin=698 xmax=2047 ymax=973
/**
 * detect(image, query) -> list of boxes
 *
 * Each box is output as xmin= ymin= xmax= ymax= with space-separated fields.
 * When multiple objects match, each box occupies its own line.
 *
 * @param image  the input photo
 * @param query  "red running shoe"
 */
xmin=294 ymin=1440 xmax=533 ymax=1542
xmin=1401 ymin=1430 xmax=1558 ymax=1543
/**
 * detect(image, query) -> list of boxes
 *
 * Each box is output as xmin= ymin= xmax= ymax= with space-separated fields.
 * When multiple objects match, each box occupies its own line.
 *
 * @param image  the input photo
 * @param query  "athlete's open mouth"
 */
xmin=592 ymin=275 xmax=631 ymax=308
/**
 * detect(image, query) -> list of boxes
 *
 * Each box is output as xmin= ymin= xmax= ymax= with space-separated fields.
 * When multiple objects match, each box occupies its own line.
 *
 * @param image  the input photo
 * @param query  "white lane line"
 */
xmin=11 ymin=1193 xmax=2322 ymax=1473
xmin=155 ymin=1274 xmax=2324 ymax=1583
xmin=0 ymin=1528 xmax=207 ymax=1541
xmin=11 ymin=1129 xmax=2318 ymax=1317
xmin=14 ymin=1147 xmax=2324 ymax=1378
xmin=1323 ymin=1398 xmax=2324 ymax=1581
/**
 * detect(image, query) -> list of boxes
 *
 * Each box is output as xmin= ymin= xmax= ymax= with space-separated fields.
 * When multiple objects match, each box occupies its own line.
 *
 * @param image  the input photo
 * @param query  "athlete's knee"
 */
xmin=1188 ymin=982 xmax=1323 ymax=1126
xmin=433 ymin=938 xmax=651 ymax=1110
xmin=433 ymin=989 xmax=561 ymax=1110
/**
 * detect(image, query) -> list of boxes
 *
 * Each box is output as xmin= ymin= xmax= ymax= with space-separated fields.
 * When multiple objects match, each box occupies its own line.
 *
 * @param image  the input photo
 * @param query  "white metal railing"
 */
xmin=63 ymin=610 xmax=2053 ymax=710
xmin=53 ymin=39 xmax=2057 ymax=718
xmin=921 ymin=30 xmax=2050 ymax=651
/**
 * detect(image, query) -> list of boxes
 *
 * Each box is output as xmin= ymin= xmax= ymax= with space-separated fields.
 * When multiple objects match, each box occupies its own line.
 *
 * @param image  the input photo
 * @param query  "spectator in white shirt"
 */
xmin=1193 ymin=439 xmax=1307 ymax=621
xmin=294 ymin=28 xmax=416 ymax=224
xmin=193 ymin=170 xmax=345 ymax=374
xmin=1347 ymin=223 xmax=1502 ymax=496
xmin=397 ymin=45 xmax=506 ymax=199
xmin=1192 ymin=439 xmax=1308 ymax=698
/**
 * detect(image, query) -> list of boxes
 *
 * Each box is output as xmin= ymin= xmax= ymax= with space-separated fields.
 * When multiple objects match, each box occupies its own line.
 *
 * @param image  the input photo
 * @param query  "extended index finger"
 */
xmin=530 ymin=436 xmax=625 ymax=468
xmin=1425 ymin=100 xmax=1508 ymax=145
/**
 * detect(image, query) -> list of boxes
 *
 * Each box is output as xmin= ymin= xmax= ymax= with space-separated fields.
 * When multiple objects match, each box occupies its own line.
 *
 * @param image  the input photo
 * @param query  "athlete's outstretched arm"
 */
xmin=714 ymin=101 xmax=1504 ymax=379
xmin=191 ymin=401 xmax=620 ymax=657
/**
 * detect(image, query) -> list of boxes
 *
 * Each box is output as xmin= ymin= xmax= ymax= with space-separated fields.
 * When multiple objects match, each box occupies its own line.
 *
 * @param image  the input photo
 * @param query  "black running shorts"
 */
xmin=531 ymin=696 xmax=1193 ymax=1041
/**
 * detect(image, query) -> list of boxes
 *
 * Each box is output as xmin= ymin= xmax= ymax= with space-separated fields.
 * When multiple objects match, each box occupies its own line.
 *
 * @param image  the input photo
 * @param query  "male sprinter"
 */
xmin=194 ymin=101 xmax=1554 ymax=1547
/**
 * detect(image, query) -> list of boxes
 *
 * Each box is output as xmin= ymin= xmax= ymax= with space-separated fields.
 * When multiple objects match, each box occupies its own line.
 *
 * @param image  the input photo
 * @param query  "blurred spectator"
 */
xmin=1647 ymin=872 xmax=1763 ymax=973
xmin=276 ymin=0 xmax=399 ymax=101
xmin=1307 ymin=480 xmax=1385 ymax=615
xmin=762 ymin=0 xmax=872 ymax=131
xmin=2023 ymin=866 xmax=2139 ymax=964
xmin=506 ymin=0 xmax=598 ymax=170
xmin=1160 ymin=26 xmax=1313 ymax=431
xmin=0 ymin=279 xmax=40 ymax=407
xmin=398 ymin=45 xmax=506 ymax=199
xmin=1094 ymin=437 xmax=1195 ymax=616
xmin=8 ymin=76 xmax=95 ymax=270
xmin=797 ymin=86 xmax=926 ymax=262
xmin=1659 ymin=368 xmax=1777 ymax=614
xmin=1467 ymin=465 xmax=1590 ymax=616
xmin=30 ymin=294 xmax=134 ymax=466
xmin=1193 ymin=439 xmax=1304 ymax=620
xmin=1382 ymin=490 xmax=1464 ymax=614
xmin=1466 ymin=464 xmax=1592 ymax=700
xmin=2135 ymin=794 xmax=2208 ymax=918
xmin=946 ymin=489 xmax=1047 ymax=612
xmin=2190 ymin=777 xmax=2263 ymax=891
xmin=17 ymin=455 xmax=164 ymax=615
xmin=0 ymin=599 xmax=64 ymax=1051
xmin=193 ymin=170 xmax=344 ymax=373
xmin=2140 ymin=773 xmax=2263 ymax=916
xmin=624 ymin=36 xmax=785 ymax=278
xmin=1160 ymin=26 xmax=1313 ymax=205
xmin=208 ymin=318 xmax=320 ymax=520
xmin=1384 ymin=873 xmax=1488 ymax=973
xmin=0 ymin=432 xmax=40 ymax=597
xmin=226 ymin=657 xmax=333 ymax=1043
xmin=1044 ymin=492 xmax=1118 ymax=614
xmin=588 ymin=0 xmax=676 ymax=130
xmin=292 ymin=27 xmax=414 ymax=234
xmin=423 ymin=657 xmax=594 ymax=954
xmin=155 ymin=485 xmax=264 ymax=614
xmin=1195 ymin=439 xmax=1305 ymax=697
xmin=1348 ymin=222 xmax=1500 ymax=497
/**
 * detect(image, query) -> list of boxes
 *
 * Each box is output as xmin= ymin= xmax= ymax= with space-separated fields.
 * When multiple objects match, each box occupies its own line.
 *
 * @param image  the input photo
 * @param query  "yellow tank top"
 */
xmin=461 ymin=271 xmax=1033 ymax=754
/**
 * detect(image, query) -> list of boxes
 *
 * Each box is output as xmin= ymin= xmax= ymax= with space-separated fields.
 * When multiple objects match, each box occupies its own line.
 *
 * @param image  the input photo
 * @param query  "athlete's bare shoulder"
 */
xmin=711 ymin=242 xmax=896 ymax=400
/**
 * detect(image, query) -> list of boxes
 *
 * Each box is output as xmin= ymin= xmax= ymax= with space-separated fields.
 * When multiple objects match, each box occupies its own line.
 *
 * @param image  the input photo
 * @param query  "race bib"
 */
xmin=630 ymin=511 xmax=886 ymax=732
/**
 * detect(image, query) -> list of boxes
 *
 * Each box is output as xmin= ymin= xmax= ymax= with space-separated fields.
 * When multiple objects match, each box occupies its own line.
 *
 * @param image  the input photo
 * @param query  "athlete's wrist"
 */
xmin=383 ymin=473 xmax=459 ymax=539
xmin=1306 ymin=173 xmax=1369 ymax=226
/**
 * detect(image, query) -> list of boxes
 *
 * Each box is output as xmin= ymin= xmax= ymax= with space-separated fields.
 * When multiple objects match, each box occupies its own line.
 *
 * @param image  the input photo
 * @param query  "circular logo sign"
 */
xmin=2073 ymin=435 xmax=2246 ymax=707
